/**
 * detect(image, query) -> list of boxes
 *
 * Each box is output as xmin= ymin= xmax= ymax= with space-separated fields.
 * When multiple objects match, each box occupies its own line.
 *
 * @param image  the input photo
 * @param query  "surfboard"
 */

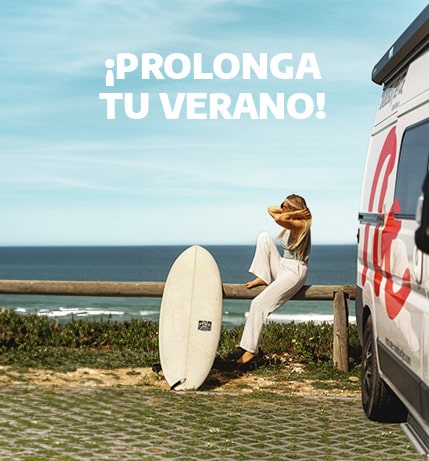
xmin=159 ymin=245 xmax=223 ymax=391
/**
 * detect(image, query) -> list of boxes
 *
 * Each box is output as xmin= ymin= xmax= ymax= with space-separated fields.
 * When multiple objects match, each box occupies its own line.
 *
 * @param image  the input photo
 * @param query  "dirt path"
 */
xmin=0 ymin=364 xmax=360 ymax=397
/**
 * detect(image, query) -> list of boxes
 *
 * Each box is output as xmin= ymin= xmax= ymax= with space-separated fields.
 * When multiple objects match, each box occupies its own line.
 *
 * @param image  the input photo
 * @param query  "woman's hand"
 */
xmin=283 ymin=208 xmax=312 ymax=220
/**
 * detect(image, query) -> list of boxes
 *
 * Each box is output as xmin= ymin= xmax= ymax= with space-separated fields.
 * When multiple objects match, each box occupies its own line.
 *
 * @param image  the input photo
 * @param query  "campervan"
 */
xmin=356 ymin=5 xmax=429 ymax=457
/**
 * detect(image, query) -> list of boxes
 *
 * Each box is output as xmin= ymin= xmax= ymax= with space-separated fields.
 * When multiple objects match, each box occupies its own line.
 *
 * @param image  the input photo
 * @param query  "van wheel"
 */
xmin=361 ymin=314 xmax=408 ymax=423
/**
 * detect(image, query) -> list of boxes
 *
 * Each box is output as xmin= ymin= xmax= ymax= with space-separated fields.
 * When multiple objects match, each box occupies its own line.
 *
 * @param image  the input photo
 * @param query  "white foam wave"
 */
xmin=34 ymin=307 xmax=124 ymax=318
xmin=246 ymin=312 xmax=356 ymax=324
xmin=139 ymin=310 xmax=158 ymax=317
xmin=11 ymin=307 xmax=354 ymax=325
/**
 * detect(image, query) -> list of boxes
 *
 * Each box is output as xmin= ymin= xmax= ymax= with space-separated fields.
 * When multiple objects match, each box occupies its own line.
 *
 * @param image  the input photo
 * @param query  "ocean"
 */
xmin=0 ymin=245 xmax=357 ymax=329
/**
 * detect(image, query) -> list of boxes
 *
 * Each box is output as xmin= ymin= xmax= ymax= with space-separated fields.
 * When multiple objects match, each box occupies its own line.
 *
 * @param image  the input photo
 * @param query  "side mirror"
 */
xmin=415 ymin=171 xmax=429 ymax=253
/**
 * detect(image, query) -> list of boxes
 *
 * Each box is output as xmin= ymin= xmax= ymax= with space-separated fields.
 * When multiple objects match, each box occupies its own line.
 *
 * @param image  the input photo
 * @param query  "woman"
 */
xmin=236 ymin=194 xmax=312 ymax=365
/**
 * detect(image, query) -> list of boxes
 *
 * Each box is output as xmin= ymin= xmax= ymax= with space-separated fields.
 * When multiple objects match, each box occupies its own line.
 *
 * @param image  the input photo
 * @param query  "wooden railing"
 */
xmin=0 ymin=280 xmax=356 ymax=371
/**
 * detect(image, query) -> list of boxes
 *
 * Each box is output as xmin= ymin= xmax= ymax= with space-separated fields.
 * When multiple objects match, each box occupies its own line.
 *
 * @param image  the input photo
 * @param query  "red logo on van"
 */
xmin=361 ymin=127 xmax=411 ymax=319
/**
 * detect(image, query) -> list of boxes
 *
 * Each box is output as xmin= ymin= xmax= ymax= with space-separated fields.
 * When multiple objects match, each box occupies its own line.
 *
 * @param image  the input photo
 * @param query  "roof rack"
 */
xmin=372 ymin=5 xmax=429 ymax=85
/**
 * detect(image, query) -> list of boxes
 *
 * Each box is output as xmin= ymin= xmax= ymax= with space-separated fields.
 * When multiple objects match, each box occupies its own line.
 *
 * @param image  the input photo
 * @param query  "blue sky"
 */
xmin=1 ymin=0 xmax=427 ymax=246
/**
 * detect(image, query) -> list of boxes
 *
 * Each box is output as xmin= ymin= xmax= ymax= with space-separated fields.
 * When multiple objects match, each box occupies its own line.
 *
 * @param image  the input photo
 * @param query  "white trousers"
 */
xmin=239 ymin=232 xmax=308 ymax=353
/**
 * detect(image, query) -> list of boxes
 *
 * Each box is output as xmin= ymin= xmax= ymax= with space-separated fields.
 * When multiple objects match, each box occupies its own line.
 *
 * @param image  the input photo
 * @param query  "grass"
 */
xmin=0 ymin=309 xmax=362 ymax=385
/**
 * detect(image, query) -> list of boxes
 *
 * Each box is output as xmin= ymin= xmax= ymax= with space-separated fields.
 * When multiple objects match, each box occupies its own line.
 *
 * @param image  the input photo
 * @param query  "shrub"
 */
xmin=0 ymin=310 xmax=361 ymax=370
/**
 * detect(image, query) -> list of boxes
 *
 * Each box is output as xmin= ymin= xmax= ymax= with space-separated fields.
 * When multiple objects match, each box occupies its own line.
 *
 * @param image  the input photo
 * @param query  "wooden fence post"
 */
xmin=333 ymin=290 xmax=349 ymax=371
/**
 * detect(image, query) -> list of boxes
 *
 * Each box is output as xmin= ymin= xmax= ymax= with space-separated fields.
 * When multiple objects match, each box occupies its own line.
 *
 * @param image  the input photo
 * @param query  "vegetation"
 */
xmin=0 ymin=309 xmax=362 ymax=379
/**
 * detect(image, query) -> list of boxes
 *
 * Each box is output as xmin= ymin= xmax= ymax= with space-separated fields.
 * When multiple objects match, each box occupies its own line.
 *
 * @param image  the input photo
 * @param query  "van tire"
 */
xmin=361 ymin=314 xmax=408 ymax=423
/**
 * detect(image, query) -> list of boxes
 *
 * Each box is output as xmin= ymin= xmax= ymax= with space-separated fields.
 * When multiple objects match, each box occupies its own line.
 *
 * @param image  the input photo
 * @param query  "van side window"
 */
xmin=395 ymin=119 xmax=429 ymax=218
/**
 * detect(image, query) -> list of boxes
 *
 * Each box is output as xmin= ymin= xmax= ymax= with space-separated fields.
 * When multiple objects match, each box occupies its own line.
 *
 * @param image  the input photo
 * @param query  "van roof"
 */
xmin=372 ymin=5 xmax=429 ymax=85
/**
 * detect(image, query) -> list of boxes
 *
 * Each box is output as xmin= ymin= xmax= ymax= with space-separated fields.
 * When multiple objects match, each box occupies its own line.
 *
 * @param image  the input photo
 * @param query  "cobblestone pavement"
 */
xmin=0 ymin=386 xmax=419 ymax=461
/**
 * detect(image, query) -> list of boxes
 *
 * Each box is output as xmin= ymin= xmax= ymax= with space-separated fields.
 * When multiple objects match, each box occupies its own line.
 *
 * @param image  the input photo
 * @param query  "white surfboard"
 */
xmin=159 ymin=245 xmax=223 ymax=391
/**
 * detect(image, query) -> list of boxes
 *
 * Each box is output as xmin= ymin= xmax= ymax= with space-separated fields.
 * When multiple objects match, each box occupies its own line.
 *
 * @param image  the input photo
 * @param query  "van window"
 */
xmin=395 ymin=119 xmax=429 ymax=218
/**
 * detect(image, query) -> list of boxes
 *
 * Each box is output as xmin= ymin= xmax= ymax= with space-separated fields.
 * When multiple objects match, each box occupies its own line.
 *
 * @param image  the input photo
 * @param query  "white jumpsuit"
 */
xmin=239 ymin=231 xmax=310 ymax=353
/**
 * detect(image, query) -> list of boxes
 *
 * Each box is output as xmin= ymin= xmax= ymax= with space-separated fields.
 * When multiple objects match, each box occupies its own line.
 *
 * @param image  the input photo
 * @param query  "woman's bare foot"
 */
xmin=236 ymin=351 xmax=259 ymax=364
xmin=245 ymin=277 xmax=268 ymax=289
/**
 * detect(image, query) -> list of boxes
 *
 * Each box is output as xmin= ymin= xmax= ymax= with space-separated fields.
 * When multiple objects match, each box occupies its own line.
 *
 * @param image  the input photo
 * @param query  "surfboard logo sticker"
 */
xmin=198 ymin=320 xmax=212 ymax=332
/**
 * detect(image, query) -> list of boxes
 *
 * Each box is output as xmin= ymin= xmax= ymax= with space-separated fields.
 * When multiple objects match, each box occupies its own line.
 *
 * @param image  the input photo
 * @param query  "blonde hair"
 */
xmin=280 ymin=194 xmax=312 ymax=261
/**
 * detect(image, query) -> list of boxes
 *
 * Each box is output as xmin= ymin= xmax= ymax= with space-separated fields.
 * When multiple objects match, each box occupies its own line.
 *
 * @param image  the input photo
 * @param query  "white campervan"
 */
xmin=356 ymin=5 xmax=429 ymax=457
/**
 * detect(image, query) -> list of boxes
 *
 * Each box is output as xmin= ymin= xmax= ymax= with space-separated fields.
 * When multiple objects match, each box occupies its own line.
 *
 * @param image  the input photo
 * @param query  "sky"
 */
xmin=1 ymin=0 xmax=428 ymax=246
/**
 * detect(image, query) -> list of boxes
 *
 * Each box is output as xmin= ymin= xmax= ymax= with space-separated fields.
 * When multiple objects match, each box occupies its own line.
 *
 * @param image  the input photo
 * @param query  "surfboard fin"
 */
xmin=170 ymin=378 xmax=187 ymax=391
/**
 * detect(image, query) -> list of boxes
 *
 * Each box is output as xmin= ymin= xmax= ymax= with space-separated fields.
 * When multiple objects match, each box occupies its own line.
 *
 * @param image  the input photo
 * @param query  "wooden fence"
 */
xmin=0 ymin=280 xmax=356 ymax=371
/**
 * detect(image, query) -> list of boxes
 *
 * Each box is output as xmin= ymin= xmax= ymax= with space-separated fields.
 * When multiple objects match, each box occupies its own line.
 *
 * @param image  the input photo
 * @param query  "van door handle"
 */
xmin=358 ymin=212 xmax=385 ymax=225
